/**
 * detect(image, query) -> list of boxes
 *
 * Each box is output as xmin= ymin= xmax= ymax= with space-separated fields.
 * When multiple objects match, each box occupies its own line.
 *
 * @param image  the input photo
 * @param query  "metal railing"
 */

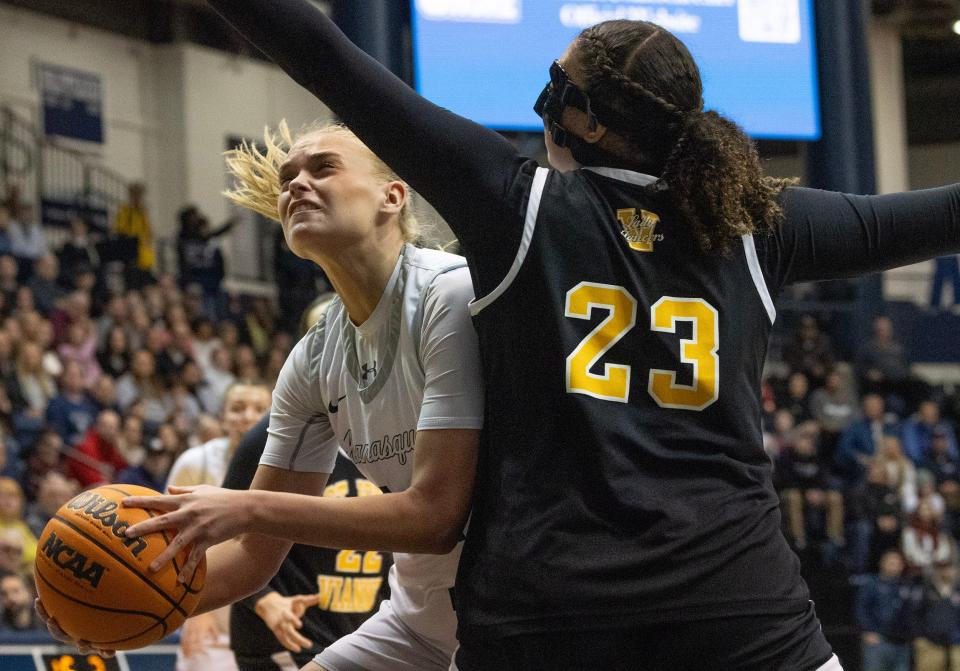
xmin=1 ymin=105 xmax=128 ymax=246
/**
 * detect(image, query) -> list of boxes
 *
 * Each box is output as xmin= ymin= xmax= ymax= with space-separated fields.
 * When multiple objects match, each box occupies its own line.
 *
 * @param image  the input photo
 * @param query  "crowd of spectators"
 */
xmin=766 ymin=313 xmax=960 ymax=670
xmin=0 ymin=182 xmax=306 ymax=634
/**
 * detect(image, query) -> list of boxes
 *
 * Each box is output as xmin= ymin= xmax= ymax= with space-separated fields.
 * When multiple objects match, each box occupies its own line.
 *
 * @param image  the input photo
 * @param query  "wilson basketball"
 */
xmin=34 ymin=484 xmax=206 ymax=650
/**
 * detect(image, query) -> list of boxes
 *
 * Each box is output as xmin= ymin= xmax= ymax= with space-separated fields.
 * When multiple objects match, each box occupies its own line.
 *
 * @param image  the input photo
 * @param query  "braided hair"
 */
xmin=573 ymin=20 xmax=794 ymax=254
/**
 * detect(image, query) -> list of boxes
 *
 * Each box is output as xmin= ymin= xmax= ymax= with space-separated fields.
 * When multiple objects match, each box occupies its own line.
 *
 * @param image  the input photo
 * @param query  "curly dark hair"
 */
xmin=573 ymin=20 xmax=795 ymax=254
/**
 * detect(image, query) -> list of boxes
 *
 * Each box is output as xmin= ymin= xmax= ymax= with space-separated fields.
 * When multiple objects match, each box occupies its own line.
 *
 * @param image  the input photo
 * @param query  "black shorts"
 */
xmin=455 ymin=602 xmax=835 ymax=671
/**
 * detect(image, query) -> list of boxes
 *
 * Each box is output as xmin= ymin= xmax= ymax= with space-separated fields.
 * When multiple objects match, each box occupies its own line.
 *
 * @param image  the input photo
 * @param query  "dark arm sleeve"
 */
xmin=222 ymin=414 xmax=278 ymax=608
xmin=757 ymin=184 xmax=960 ymax=291
xmin=222 ymin=413 xmax=269 ymax=491
xmin=205 ymin=0 xmax=528 ymax=267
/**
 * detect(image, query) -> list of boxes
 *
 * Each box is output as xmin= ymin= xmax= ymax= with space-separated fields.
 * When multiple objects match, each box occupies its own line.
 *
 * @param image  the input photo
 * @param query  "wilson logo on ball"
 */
xmin=66 ymin=492 xmax=148 ymax=557
xmin=42 ymin=531 xmax=107 ymax=588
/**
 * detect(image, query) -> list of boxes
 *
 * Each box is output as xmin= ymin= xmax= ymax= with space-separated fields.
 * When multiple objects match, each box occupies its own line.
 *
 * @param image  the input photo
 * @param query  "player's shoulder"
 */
xmin=403 ymin=245 xmax=473 ymax=299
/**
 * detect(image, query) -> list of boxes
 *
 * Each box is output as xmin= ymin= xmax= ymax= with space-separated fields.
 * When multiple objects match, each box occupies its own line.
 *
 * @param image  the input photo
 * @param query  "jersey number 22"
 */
xmin=564 ymin=282 xmax=719 ymax=410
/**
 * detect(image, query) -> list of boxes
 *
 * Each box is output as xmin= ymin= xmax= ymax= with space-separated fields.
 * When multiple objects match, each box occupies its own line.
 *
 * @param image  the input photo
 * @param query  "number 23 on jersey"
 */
xmin=564 ymin=282 xmax=719 ymax=410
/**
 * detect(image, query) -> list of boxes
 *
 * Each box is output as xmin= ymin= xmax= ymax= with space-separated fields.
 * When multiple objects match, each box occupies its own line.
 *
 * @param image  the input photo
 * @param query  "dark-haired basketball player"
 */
xmin=98 ymin=2 xmax=960 ymax=668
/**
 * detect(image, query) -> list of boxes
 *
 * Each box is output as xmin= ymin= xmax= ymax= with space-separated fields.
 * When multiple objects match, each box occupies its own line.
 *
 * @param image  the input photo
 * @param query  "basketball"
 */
xmin=33 ymin=484 xmax=206 ymax=650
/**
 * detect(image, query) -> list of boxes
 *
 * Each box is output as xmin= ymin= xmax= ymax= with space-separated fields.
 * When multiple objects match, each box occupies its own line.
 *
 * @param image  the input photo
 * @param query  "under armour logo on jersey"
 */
xmin=617 ymin=207 xmax=664 ymax=252
xmin=361 ymin=362 xmax=378 ymax=382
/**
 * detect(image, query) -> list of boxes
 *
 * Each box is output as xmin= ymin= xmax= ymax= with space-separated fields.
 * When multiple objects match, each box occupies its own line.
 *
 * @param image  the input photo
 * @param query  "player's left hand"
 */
xmin=122 ymin=485 xmax=250 ymax=581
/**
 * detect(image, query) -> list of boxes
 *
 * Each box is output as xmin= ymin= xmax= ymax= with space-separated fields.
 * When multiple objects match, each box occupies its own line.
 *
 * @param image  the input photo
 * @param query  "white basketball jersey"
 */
xmin=262 ymin=244 xmax=483 ymax=644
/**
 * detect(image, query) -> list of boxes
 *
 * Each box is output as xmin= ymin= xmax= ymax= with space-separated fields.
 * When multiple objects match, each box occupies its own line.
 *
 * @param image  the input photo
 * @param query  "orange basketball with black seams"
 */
xmin=34 ymin=484 xmax=206 ymax=650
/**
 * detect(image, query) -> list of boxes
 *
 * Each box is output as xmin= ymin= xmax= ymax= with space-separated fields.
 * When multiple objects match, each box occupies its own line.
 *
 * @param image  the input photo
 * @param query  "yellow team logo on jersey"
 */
xmin=617 ymin=207 xmax=663 ymax=252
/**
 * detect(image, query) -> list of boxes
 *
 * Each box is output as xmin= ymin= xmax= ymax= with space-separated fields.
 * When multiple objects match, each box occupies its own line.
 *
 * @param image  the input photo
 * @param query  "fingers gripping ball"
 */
xmin=34 ymin=485 xmax=206 ymax=650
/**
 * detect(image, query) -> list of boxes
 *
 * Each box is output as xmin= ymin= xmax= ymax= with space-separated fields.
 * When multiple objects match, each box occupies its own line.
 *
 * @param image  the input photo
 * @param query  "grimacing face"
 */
xmin=276 ymin=132 xmax=404 ymax=260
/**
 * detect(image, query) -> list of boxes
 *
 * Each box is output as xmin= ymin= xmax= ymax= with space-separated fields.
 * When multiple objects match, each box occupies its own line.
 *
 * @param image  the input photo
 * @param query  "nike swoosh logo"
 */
xmin=328 ymin=394 xmax=347 ymax=413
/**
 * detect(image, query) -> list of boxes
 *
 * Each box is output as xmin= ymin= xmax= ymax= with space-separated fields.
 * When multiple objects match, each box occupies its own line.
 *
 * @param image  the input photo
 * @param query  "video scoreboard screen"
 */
xmin=411 ymin=0 xmax=820 ymax=140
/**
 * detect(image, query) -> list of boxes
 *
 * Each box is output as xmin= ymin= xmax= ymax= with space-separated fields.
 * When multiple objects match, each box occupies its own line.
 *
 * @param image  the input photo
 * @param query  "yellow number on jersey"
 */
xmin=648 ymin=297 xmax=719 ymax=411
xmin=335 ymin=549 xmax=383 ymax=575
xmin=565 ymin=282 xmax=637 ymax=402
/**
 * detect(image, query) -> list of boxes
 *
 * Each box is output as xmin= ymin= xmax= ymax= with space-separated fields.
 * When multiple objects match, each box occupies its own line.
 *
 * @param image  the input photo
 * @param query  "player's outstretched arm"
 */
xmin=122 ymin=464 xmax=328 ymax=612
xmin=124 ymin=428 xmax=478 ymax=580
xmin=204 ymin=0 xmax=522 ymax=243
xmin=762 ymin=183 xmax=960 ymax=288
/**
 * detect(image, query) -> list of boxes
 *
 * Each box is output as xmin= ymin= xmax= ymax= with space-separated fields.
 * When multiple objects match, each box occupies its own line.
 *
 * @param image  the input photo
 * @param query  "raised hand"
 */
xmin=122 ymin=485 xmax=251 ymax=582
xmin=255 ymin=591 xmax=321 ymax=653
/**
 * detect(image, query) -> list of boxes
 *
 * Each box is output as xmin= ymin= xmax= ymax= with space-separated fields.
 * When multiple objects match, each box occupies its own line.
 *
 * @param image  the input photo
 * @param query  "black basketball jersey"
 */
xmin=225 ymin=417 xmax=390 ymax=665
xmin=455 ymin=164 xmax=808 ymax=639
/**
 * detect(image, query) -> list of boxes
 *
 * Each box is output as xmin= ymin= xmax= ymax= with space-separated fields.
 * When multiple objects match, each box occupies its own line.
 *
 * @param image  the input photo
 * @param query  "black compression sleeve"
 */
xmin=205 ymin=0 xmax=525 ymax=249
xmin=222 ymin=414 xmax=269 ymax=490
xmin=759 ymin=184 xmax=960 ymax=289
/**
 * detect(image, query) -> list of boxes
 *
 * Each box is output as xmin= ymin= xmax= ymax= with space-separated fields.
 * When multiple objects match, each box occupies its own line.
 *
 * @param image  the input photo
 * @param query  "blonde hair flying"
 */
xmin=223 ymin=120 xmax=420 ymax=242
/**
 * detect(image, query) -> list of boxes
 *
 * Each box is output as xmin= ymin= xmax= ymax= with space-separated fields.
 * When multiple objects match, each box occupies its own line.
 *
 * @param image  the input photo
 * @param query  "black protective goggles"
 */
xmin=533 ymin=61 xmax=599 ymax=148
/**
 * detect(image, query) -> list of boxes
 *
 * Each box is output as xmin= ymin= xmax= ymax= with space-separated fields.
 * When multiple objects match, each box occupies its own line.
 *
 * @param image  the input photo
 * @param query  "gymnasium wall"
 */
xmin=0 ymin=3 xmax=329 ymax=243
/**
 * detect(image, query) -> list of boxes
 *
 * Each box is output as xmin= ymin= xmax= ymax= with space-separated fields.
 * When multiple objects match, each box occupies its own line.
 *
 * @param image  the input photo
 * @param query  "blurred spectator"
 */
xmin=902 ymin=500 xmax=954 ymax=575
xmin=199 ymin=347 xmax=236 ymax=414
xmin=115 ymin=349 xmax=173 ymax=423
xmin=848 ymin=461 xmax=903 ymax=574
xmin=855 ymin=550 xmax=912 ymax=671
xmin=857 ymin=316 xmax=911 ymax=385
xmin=924 ymin=429 xmax=960 ymax=531
xmin=66 ymin=410 xmax=127 ymax=487
xmin=144 ymin=323 xmax=179 ymax=383
xmin=0 ymin=255 xmax=18 ymax=308
xmin=45 ymin=361 xmax=98 ymax=446
xmin=0 ymin=329 xmax=14 ymax=380
xmin=21 ymin=430 xmax=67 ymax=501
xmin=856 ymin=316 xmax=929 ymax=412
xmin=167 ymin=382 xmax=271 ymax=670
xmin=98 ymin=324 xmax=131 ymax=379
xmin=777 ymin=371 xmax=813 ymax=423
xmin=191 ymin=318 xmax=218 ymax=371
xmin=836 ymin=394 xmax=897 ymax=489
xmin=119 ymin=414 xmax=145 ymax=465
xmin=115 ymin=437 xmax=175 ymax=493
xmin=0 ymin=435 xmax=22 ymax=481
xmin=809 ymin=367 xmax=860 ymax=468
xmin=0 ymin=530 xmax=23 ymax=576
xmin=0 ymin=572 xmax=42 ymax=631
xmin=903 ymin=400 xmax=959 ymax=466
xmin=25 ymin=255 xmax=63 ymax=316
xmin=89 ymin=374 xmax=119 ymax=414
xmin=0 ymin=206 xmax=12 ymax=257
xmin=49 ymin=288 xmax=91 ymax=346
xmin=7 ymin=341 xmax=56 ymax=446
xmin=114 ymin=182 xmax=155 ymax=284
xmin=763 ymin=408 xmax=796 ymax=459
xmin=23 ymin=472 xmax=78 ymax=539
xmin=912 ymin=560 xmax=960 ymax=671
xmin=783 ymin=315 xmax=836 ymax=386
xmin=776 ymin=432 xmax=844 ymax=549
xmin=930 ymin=255 xmax=960 ymax=309
xmin=8 ymin=212 xmax=48 ymax=265
xmin=57 ymin=216 xmax=102 ymax=282
xmin=241 ymin=297 xmax=275 ymax=358
xmin=195 ymin=414 xmax=223 ymax=447
xmin=906 ymin=469 xmax=948 ymax=519
xmin=876 ymin=436 xmax=917 ymax=506
xmin=0 ymin=477 xmax=36 ymax=572
xmin=176 ymin=206 xmax=233 ymax=320
xmin=57 ymin=319 xmax=101 ymax=388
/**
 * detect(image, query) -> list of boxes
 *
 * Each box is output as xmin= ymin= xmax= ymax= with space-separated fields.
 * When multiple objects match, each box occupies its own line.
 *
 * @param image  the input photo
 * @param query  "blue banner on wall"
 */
xmin=35 ymin=61 xmax=103 ymax=144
